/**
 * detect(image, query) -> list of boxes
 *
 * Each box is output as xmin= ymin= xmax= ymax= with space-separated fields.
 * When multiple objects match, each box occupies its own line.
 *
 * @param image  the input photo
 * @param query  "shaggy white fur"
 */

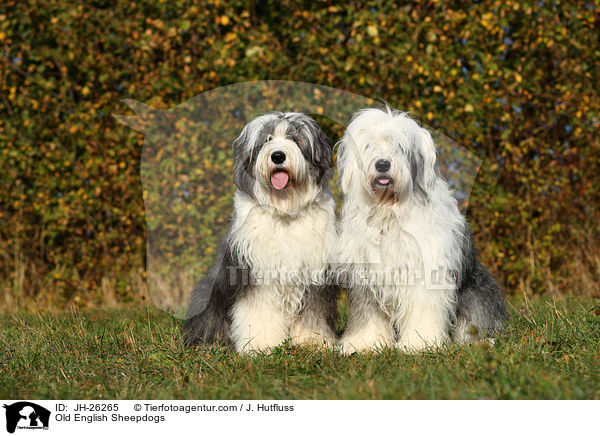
xmin=337 ymin=108 xmax=466 ymax=353
xmin=228 ymin=190 xmax=337 ymax=352
xmin=184 ymin=112 xmax=339 ymax=354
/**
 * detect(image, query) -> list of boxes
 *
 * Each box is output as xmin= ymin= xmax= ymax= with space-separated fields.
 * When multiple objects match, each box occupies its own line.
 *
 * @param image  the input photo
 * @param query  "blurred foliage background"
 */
xmin=0 ymin=0 xmax=598 ymax=310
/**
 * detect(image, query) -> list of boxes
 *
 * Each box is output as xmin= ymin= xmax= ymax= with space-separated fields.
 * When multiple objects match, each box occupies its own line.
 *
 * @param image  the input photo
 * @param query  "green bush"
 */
xmin=1 ymin=0 xmax=598 ymax=308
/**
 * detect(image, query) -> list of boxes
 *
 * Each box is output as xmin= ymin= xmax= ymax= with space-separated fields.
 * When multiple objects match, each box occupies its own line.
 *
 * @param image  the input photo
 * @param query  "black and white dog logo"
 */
xmin=3 ymin=402 xmax=50 ymax=434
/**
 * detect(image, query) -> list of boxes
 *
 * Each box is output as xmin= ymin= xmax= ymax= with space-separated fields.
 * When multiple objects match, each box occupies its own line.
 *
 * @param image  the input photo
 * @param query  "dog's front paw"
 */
xmin=396 ymin=331 xmax=448 ymax=354
xmin=338 ymin=334 xmax=392 ymax=354
xmin=290 ymin=330 xmax=336 ymax=348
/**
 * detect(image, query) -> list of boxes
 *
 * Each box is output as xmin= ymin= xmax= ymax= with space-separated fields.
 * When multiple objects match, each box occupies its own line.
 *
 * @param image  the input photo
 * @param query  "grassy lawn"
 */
xmin=1 ymin=295 xmax=599 ymax=399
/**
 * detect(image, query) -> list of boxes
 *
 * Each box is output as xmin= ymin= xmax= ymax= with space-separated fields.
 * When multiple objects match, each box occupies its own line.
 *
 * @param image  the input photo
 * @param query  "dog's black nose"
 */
xmin=271 ymin=151 xmax=286 ymax=164
xmin=375 ymin=159 xmax=391 ymax=173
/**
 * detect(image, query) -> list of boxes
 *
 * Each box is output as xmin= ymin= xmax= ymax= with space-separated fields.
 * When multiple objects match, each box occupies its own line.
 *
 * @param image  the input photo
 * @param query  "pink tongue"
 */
xmin=378 ymin=178 xmax=390 ymax=184
xmin=271 ymin=172 xmax=289 ymax=190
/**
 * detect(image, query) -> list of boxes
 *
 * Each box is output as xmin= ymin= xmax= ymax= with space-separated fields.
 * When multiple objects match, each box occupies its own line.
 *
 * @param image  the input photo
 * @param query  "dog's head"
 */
xmin=232 ymin=112 xmax=332 ymax=214
xmin=338 ymin=107 xmax=438 ymax=205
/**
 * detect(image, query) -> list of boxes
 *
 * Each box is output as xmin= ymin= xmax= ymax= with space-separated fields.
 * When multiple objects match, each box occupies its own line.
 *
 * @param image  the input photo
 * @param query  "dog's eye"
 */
xmin=265 ymin=134 xmax=274 ymax=143
xmin=364 ymin=143 xmax=371 ymax=150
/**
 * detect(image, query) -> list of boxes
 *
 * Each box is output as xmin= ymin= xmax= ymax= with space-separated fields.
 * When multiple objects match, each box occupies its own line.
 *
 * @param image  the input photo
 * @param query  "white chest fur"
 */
xmin=229 ymin=192 xmax=336 ymax=313
xmin=338 ymin=191 xmax=465 ymax=317
xmin=228 ymin=192 xmax=337 ymax=353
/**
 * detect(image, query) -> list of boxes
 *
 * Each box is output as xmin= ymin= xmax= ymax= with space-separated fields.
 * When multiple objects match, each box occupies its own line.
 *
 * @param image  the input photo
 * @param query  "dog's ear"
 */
xmin=316 ymin=135 xmax=334 ymax=184
xmin=232 ymin=123 xmax=259 ymax=196
xmin=298 ymin=116 xmax=333 ymax=183
xmin=340 ymin=163 xmax=353 ymax=194
xmin=308 ymin=120 xmax=333 ymax=171
xmin=315 ymin=125 xmax=333 ymax=169
xmin=337 ymin=139 xmax=353 ymax=194
xmin=411 ymin=127 xmax=437 ymax=198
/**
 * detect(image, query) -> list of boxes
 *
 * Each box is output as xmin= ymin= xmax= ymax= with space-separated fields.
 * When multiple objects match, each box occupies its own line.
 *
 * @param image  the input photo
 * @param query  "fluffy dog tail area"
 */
xmin=182 ymin=275 xmax=232 ymax=347
xmin=183 ymin=302 xmax=231 ymax=346
xmin=450 ymin=224 xmax=506 ymax=344
xmin=453 ymin=258 xmax=506 ymax=343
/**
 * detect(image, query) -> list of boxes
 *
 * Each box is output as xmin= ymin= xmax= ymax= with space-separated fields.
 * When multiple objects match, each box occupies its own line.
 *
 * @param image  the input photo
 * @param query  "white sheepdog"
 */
xmin=336 ymin=107 xmax=505 ymax=353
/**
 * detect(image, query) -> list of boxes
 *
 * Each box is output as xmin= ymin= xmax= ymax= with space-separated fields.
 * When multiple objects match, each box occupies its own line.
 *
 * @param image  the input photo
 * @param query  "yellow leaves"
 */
xmin=245 ymin=46 xmax=264 ymax=58
xmin=0 ymin=31 xmax=5 ymax=41
xmin=464 ymin=103 xmax=474 ymax=113
xmin=426 ymin=112 xmax=433 ymax=120
xmin=149 ymin=18 xmax=166 ymax=30
xmin=224 ymin=32 xmax=236 ymax=42
xmin=480 ymin=12 xmax=494 ymax=29
xmin=165 ymin=26 xmax=176 ymax=38
xmin=406 ymin=55 xmax=413 ymax=62
xmin=433 ymin=85 xmax=443 ymax=93
xmin=366 ymin=25 xmax=378 ymax=38
xmin=81 ymin=86 xmax=90 ymax=96
xmin=218 ymin=15 xmax=230 ymax=26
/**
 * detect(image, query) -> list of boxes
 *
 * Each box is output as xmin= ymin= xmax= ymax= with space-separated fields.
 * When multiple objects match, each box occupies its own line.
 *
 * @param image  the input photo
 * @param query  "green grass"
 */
xmin=1 ymin=296 xmax=599 ymax=399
